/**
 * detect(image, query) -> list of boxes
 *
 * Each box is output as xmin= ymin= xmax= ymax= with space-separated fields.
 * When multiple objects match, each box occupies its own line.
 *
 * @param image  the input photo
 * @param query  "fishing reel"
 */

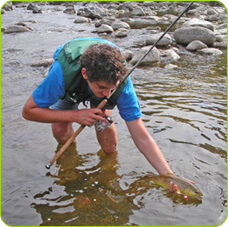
xmin=95 ymin=116 xmax=113 ymax=132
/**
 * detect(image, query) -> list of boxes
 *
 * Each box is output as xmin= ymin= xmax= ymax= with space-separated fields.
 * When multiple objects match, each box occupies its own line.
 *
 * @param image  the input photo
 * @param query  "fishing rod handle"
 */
xmin=96 ymin=98 xmax=108 ymax=109
xmin=45 ymin=125 xmax=85 ymax=169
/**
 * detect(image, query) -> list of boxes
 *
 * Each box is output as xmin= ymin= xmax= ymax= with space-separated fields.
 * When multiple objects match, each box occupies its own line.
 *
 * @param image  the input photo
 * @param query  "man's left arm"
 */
xmin=125 ymin=117 xmax=173 ymax=175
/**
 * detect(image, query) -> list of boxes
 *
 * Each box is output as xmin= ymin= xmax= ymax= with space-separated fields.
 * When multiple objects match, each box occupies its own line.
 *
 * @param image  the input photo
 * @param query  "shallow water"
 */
xmin=1 ymin=2 xmax=227 ymax=226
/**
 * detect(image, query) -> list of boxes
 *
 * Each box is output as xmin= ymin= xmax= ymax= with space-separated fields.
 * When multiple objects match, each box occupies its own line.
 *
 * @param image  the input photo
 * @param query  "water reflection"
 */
xmin=31 ymin=145 xmax=137 ymax=226
xmin=31 ymin=144 xmax=202 ymax=226
xmin=134 ymin=56 xmax=227 ymax=163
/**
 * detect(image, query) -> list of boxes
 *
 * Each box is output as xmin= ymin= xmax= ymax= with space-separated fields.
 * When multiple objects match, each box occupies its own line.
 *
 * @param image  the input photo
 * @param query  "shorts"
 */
xmin=50 ymin=99 xmax=79 ymax=110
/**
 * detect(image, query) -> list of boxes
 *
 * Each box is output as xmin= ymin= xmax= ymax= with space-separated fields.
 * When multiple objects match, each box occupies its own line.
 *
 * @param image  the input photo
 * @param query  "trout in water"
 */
xmin=151 ymin=173 xmax=203 ymax=199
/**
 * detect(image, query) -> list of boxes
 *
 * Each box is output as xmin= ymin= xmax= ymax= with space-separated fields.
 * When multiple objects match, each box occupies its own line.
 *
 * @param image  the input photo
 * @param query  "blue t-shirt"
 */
xmin=33 ymin=38 xmax=141 ymax=122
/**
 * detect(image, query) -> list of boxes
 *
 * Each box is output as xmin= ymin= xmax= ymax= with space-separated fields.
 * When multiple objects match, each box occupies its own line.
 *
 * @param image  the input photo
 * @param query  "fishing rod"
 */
xmin=45 ymin=1 xmax=194 ymax=169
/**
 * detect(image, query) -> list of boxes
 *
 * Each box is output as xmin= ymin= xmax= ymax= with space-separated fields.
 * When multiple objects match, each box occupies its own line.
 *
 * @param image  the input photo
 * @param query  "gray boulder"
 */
xmin=33 ymin=8 xmax=42 ymax=14
xmin=74 ymin=17 xmax=91 ymax=23
xmin=111 ymin=21 xmax=130 ymax=30
xmin=131 ymin=6 xmax=145 ymax=16
xmin=117 ymin=2 xmax=134 ymax=11
xmin=145 ymin=33 xmax=172 ymax=47
xmin=4 ymin=25 xmax=31 ymax=33
xmin=174 ymin=26 xmax=215 ymax=46
xmin=114 ymin=28 xmax=128 ymax=38
xmin=63 ymin=6 xmax=76 ymax=14
xmin=96 ymin=24 xmax=113 ymax=34
xmin=78 ymin=6 xmax=105 ymax=19
xmin=198 ymin=48 xmax=223 ymax=56
xmin=206 ymin=8 xmax=218 ymax=15
xmin=182 ymin=19 xmax=214 ymax=31
xmin=95 ymin=17 xmax=115 ymax=27
xmin=3 ymin=2 xmax=13 ymax=11
xmin=126 ymin=18 xmax=157 ymax=29
xmin=27 ymin=3 xmax=37 ymax=10
xmin=130 ymin=46 xmax=160 ymax=66
xmin=186 ymin=40 xmax=208 ymax=51
xmin=134 ymin=33 xmax=172 ymax=48
xmin=30 ymin=58 xmax=54 ymax=67
xmin=213 ymin=41 xmax=227 ymax=48
xmin=121 ymin=50 xmax=133 ymax=61
xmin=160 ymin=48 xmax=180 ymax=62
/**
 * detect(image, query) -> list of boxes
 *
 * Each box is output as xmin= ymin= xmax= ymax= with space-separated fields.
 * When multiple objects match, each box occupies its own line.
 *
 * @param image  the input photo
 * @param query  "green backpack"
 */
xmin=56 ymin=38 xmax=128 ymax=109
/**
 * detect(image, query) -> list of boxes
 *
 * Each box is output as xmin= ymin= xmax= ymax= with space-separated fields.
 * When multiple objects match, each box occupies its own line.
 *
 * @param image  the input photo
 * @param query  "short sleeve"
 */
xmin=32 ymin=60 xmax=65 ymax=108
xmin=117 ymin=77 xmax=142 ymax=121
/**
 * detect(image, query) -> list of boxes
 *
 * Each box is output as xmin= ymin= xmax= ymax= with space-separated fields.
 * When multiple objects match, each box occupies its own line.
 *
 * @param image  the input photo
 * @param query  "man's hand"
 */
xmin=75 ymin=109 xmax=108 ymax=126
xmin=169 ymin=178 xmax=195 ymax=199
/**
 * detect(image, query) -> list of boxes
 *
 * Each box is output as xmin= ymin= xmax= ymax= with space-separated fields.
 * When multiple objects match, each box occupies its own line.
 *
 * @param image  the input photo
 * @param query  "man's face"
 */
xmin=82 ymin=68 xmax=119 ymax=98
xmin=87 ymin=80 xmax=119 ymax=98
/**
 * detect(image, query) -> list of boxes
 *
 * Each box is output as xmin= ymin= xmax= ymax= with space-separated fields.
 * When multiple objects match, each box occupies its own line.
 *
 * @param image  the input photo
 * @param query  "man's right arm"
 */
xmin=22 ymin=94 xmax=107 ymax=125
xmin=22 ymin=94 xmax=71 ymax=123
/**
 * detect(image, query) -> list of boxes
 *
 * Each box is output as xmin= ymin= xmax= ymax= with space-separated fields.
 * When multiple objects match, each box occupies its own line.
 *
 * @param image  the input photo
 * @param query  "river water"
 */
xmin=1 ymin=2 xmax=227 ymax=226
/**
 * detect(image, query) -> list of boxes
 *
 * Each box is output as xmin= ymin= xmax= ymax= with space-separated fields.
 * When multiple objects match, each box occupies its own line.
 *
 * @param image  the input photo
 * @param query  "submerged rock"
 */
xmin=74 ymin=17 xmax=91 ymax=23
xmin=30 ymin=59 xmax=54 ymax=67
xmin=4 ymin=25 xmax=31 ymax=33
xmin=126 ymin=18 xmax=157 ymax=29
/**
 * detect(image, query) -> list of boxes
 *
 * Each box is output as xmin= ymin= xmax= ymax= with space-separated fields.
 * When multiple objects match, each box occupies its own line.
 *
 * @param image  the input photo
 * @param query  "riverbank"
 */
xmin=2 ymin=1 xmax=227 ymax=69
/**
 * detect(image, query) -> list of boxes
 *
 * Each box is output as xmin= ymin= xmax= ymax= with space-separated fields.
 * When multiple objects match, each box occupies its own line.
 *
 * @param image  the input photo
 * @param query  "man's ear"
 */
xmin=81 ymin=68 xmax=88 ymax=80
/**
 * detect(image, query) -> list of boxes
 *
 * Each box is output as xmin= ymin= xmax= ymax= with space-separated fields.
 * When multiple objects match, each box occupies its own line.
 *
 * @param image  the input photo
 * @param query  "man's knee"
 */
xmin=96 ymin=122 xmax=118 ymax=154
xmin=101 ymin=142 xmax=118 ymax=154
xmin=52 ymin=122 xmax=74 ymax=144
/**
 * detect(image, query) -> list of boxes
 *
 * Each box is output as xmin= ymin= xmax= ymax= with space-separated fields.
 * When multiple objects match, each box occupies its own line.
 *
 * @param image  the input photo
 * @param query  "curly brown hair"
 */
xmin=80 ymin=43 xmax=127 ymax=84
